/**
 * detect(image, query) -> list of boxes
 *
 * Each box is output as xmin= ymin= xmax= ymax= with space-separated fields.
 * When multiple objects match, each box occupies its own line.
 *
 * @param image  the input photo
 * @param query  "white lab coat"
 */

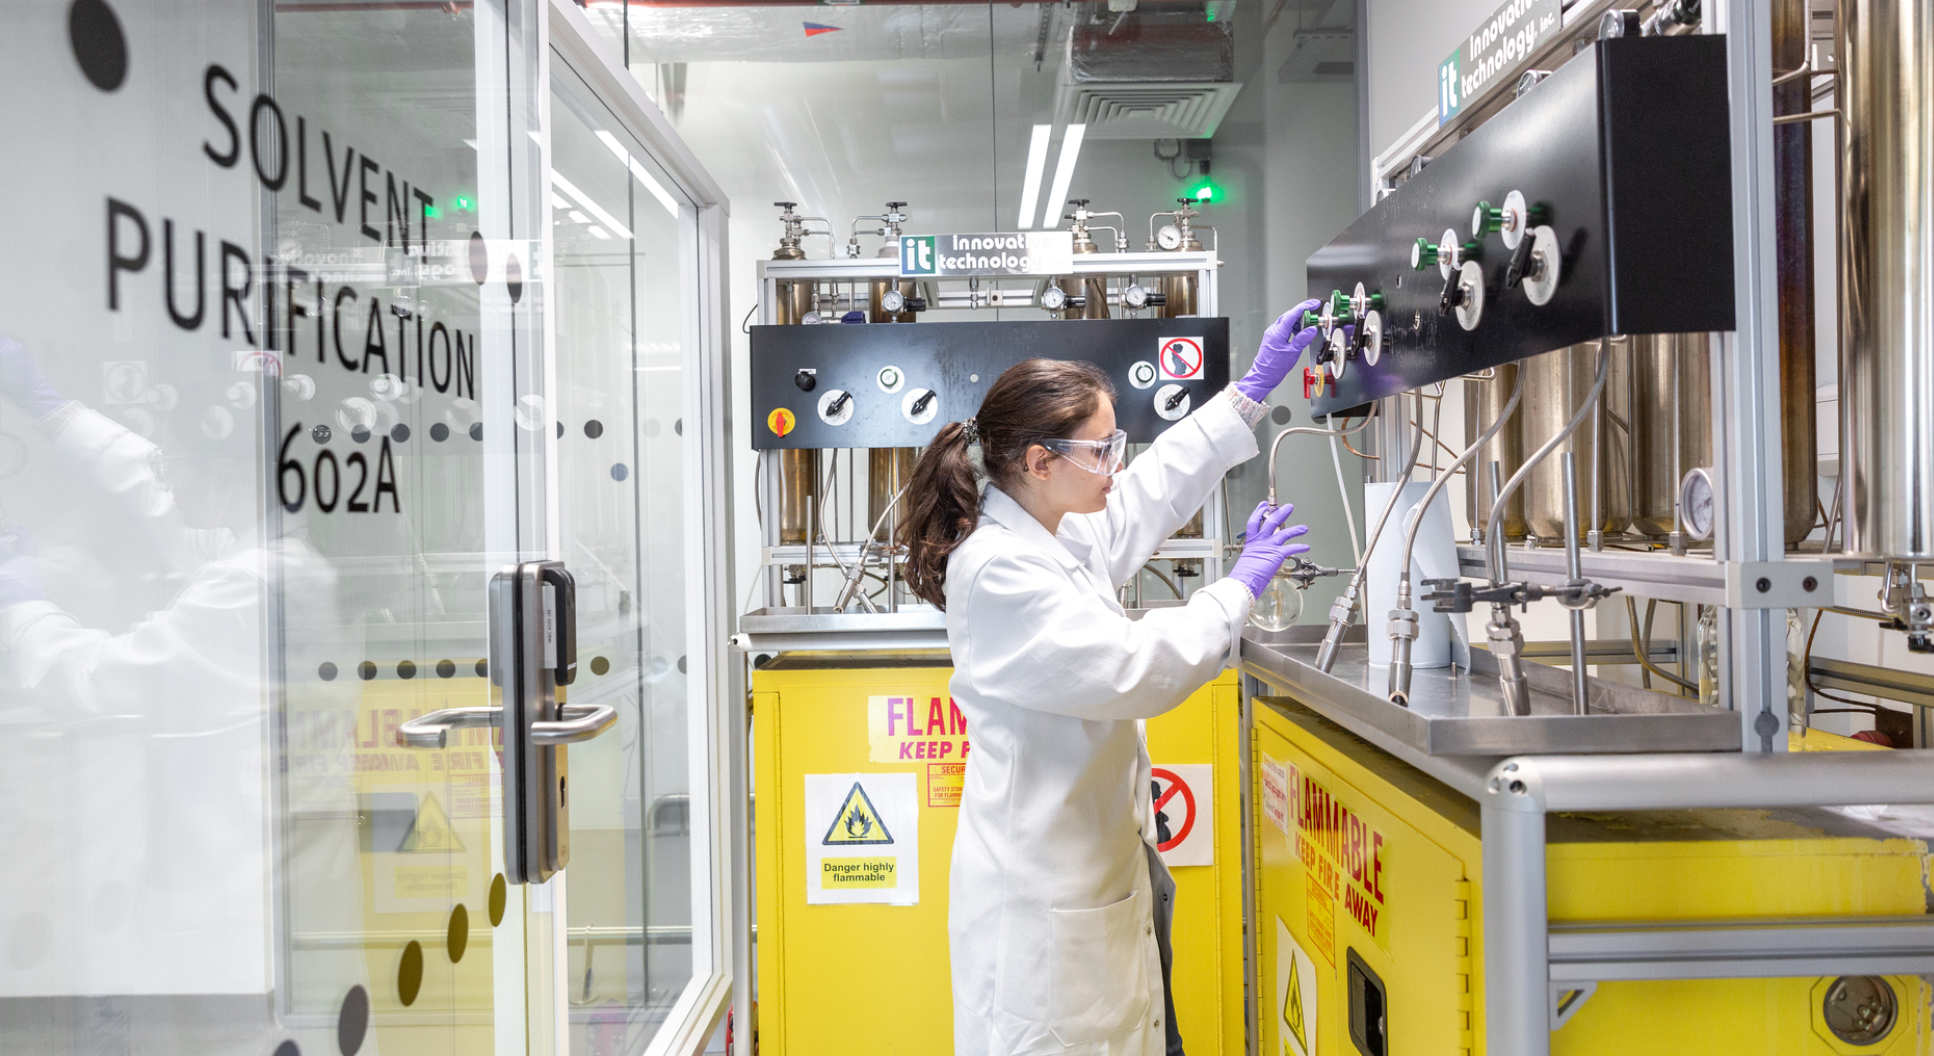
xmin=945 ymin=388 xmax=1260 ymax=1055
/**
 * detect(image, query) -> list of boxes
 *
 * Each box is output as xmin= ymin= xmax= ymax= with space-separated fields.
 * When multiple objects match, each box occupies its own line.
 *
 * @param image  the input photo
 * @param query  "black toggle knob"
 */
xmin=1439 ymin=270 xmax=1468 ymax=315
xmin=1504 ymin=234 xmax=1540 ymax=291
xmin=1146 ymin=291 xmax=1168 ymax=307
xmin=905 ymin=297 xmax=929 ymax=313
xmin=1164 ymin=387 xmax=1189 ymax=411
xmin=793 ymin=370 xmax=816 ymax=393
xmin=911 ymin=390 xmax=936 ymax=415
xmin=827 ymin=391 xmax=852 ymax=416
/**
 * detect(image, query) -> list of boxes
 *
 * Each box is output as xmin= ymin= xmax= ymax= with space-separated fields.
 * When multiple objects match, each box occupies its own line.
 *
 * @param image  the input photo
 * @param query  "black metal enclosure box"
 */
xmin=749 ymin=317 xmax=1231 ymax=449
xmin=1306 ymin=34 xmax=1736 ymax=416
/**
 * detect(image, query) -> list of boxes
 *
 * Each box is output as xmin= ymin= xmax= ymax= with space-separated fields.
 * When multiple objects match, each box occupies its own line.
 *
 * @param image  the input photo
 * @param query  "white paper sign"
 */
xmin=1151 ymin=763 xmax=1214 ymax=868
xmin=1276 ymin=916 xmax=1319 ymax=1056
xmin=804 ymin=773 xmax=919 ymax=905
xmin=1261 ymin=756 xmax=1291 ymax=839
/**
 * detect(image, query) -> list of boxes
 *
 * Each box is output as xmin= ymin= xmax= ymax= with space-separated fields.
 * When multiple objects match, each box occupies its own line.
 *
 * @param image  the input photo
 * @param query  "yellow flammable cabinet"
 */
xmin=753 ymin=655 xmax=1247 ymax=1054
xmin=1250 ymin=697 xmax=1934 ymax=1056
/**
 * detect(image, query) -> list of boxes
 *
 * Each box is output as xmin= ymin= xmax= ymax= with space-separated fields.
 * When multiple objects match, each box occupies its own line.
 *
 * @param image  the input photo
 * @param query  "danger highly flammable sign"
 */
xmin=804 ymin=773 xmax=919 ymax=906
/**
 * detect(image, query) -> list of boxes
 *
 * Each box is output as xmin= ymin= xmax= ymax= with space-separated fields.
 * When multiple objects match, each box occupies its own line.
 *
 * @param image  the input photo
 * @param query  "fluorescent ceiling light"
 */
xmin=569 ymin=209 xmax=590 ymax=225
xmin=588 ymin=226 xmax=611 ymax=240
xmin=596 ymin=130 xmax=682 ymax=219
xmin=1041 ymin=123 xmax=1086 ymax=229
xmin=551 ymin=170 xmax=633 ymax=240
xmin=1016 ymin=123 xmax=1052 ymax=230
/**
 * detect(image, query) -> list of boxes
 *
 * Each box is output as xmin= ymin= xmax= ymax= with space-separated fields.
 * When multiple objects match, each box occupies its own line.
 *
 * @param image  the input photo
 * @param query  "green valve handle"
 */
xmin=1329 ymin=290 xmax=1352 ymax=316
xmin=1365 ymin=290 xmax=1386 ymax=313
xmin=1411 ymin=237 xmax=1439 ymax=271
xmin=1472 ymin=200 xmax=1505 ymax=238
xmin=1299 ymin=309 xmax=1321 ymax=330
xmin=1527 ymin=202 xmax=1553 ymax=226
xmin=1459 ymin=239 xmax=1484 ymax=263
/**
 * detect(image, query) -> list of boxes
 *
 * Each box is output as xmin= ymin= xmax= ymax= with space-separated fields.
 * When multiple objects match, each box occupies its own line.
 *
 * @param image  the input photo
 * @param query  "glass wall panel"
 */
xmin=548 ymin=53 xmax=702 ymax=1056
xmin=0 ymin=1 xmax=546 ymax=1052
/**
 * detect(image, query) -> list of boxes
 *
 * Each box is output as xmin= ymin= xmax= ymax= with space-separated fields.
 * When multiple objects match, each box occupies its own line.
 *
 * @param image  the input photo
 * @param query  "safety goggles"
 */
xmin=1040 ymin=428 xmax=1128 ymax=476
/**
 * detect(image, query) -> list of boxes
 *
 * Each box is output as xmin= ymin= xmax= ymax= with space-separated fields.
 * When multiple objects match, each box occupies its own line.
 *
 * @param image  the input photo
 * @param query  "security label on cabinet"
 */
xmin=1260 ymin=756 xmax=1291 ymax=838
xmin=1276 ymin=917 xmax=1318 ymax=1056
xmin=1157 ymin=336 xmax=1204 ymax=380
xmin=805 ymin=773 xmax=919 ymax=905
xmin=1151 ymin=764 xmax=1213 ymax=868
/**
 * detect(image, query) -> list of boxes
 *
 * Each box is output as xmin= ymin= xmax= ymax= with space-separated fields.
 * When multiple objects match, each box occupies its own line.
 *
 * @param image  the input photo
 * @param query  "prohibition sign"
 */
xmin=1151 ymin=766 xmax=1197 ymax=853
xmin=1158 ymin=337 xmax=1204 ymax=380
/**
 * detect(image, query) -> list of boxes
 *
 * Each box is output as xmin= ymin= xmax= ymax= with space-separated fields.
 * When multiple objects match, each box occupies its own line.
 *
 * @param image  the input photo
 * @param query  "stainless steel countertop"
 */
xmin=1239 ymin=624 xmax=1743 ymax=764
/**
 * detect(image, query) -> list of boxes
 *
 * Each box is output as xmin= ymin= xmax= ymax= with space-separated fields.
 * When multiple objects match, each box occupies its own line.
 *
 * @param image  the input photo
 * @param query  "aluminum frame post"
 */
xmin=1482 ymin=759 xmax=1551 ymax=1056
xmin=1712 ymin=0 xmax=1791 ymax=752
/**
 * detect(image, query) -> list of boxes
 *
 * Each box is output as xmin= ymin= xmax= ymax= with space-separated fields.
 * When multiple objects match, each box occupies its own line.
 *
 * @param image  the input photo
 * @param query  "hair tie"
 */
xmin=960 ymin=417 xmax=979 ymax=445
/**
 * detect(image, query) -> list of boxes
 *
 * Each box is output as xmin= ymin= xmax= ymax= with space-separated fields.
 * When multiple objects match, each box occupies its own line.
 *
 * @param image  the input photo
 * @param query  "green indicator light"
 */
xmin=423 ymin=204 xmax=441 ymax=219
xmin=453 ymin=195 xmax=474 ymax=212
xmin=1205 ymin=9 xmax=1216 ymax=20
xmin=1194 ymin=185 xmax=1215 ymax=202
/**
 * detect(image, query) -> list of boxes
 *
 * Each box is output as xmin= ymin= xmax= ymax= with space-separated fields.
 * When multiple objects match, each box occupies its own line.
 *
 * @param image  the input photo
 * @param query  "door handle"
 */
xmin=391 ymin=560 xmax=591 ymax=884
xmin=530 ymin=702 xmax=617 ymax=746
xmin=396 ymin=705 xmax=501 ymax=748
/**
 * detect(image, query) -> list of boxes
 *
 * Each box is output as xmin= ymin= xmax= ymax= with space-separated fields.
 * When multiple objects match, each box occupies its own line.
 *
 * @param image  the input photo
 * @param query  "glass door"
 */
xmin=542 ymin=26 xmax=735 ymax=1054
xmin=0 ymin=1 xmax=558 ymax=1053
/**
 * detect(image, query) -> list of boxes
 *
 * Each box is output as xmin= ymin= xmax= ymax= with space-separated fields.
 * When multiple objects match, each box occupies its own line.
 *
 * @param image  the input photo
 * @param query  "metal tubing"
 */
xmin=1561 ymin=453 xmax=1591 ymax=713
xmin=1482 ymin=787 xmax=1551 ymax=1056
xmin=1548 ymin=919 xmax=1934 ymax=982
xmin=1511 ymin=748 xmax=1934 ymax=812
xmin=1399 ymin=374 xmax=1524 ymax=592
xmin=1491 ymin=342 xmax=1611 ymax=584
xmin=1268 ymin=413 xmax=1376 ymax=506
xmin=1317 ymin=392 xmax=1427 ymax=673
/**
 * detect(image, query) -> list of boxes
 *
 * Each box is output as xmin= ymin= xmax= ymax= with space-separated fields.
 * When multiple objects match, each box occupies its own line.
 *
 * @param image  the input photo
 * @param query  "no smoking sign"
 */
xmin=1151 ymin=764 xmax=1214 ymax=867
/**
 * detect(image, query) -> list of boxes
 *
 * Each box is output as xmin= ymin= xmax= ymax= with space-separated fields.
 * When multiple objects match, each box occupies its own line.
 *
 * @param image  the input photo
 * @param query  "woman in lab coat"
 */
xmin=898 ymin=301 xmax=1321 ymax=1055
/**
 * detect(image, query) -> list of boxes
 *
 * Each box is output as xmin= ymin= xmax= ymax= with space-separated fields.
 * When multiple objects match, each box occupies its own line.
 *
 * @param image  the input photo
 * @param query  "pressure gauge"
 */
xmin=880 ymin=288 xmax=907 ymax=314
xmin=1155 ymin=224 xmax=1185 ymax=251
xmin=1679 ymin=466 xmax=1717 ymax=541
xmin=1040 ymin=285 xmax=1068 ymax=312
xmin=1124 ymin=284 xmax=1152 ymax=310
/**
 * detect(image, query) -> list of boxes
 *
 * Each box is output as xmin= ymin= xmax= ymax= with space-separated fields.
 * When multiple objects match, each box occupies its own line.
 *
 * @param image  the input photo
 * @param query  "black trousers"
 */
xmin=1143 ymin=840 xmax=1185 ymax=1056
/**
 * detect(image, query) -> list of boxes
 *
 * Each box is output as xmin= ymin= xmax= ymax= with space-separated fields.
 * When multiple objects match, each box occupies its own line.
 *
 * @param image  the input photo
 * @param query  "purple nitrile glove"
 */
xmin=0 ymin=337 xmax=65 ymax=420
xmin=1229 ymin=500 xmax=1312 ymax=600
xmin=1236 ymin=300 xmax=1322 ymax=403
xmin=0 ymin=524 xmax=43 ymax=609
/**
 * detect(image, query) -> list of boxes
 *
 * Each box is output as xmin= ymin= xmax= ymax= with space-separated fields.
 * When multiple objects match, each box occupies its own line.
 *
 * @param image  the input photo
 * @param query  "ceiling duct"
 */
xmin=1053 ymin=14 xmax=1241 ymax=140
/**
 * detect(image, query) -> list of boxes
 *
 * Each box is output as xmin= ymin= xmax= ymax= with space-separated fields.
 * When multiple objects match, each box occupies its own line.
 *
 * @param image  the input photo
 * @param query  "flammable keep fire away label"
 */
xmin=804 ymin=773 xmax=920 ymax=905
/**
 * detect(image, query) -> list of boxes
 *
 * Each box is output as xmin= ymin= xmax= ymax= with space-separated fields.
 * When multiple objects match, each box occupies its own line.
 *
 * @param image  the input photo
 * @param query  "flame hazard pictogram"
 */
xmin=821 ymin=781 xmax=894 ymax=846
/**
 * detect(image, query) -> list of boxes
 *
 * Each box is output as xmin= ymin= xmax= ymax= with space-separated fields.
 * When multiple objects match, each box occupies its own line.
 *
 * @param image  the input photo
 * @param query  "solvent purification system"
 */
xmin=732 ymin=2 xmax=1934 ymax=1054
xmin=737 ymin=197 xmax=1257 ymax=1053
xmin=1243 ymin=2 xmax=1934 ymax=1055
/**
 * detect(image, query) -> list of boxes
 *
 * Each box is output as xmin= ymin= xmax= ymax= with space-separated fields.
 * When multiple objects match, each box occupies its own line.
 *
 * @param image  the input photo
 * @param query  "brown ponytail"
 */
xmin=898 ymin=358 xmax=1115 ymax=608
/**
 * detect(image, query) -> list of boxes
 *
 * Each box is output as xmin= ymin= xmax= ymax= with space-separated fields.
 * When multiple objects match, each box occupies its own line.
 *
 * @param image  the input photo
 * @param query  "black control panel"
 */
xmin=1306 ymin=34 xmax=1735 ymax=417
xmin=749 ymin=318 xmax=1230 ymax=449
